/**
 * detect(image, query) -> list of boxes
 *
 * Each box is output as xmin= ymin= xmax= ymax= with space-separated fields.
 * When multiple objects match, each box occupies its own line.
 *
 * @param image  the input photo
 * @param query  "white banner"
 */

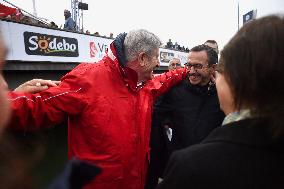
xmin=1 ymin=20 xmax=188 ymax=66
xmin=1 ymin=20 xmax=112 ymax=63
xmin=159 ymin=48 xmax=188 ymax=67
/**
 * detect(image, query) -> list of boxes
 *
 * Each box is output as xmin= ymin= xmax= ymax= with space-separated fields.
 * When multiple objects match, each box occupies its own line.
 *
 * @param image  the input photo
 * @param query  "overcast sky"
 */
xmin=2 ymin=0 xmax=284 ymax=50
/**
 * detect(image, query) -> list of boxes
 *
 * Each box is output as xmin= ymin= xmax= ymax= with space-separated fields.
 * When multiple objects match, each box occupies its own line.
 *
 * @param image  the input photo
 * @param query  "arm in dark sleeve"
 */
xmin=47 ymin=158 xmax=101 ymax=189
xmin=152 ymin=92 xmax=174 ymax=128
xmin=156 ymin=150 xmax=194 ymax=189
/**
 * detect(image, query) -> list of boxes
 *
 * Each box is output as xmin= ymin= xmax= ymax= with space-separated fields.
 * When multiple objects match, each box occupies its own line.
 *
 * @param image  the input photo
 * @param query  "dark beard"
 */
xmin=187 ymin=72 xmax=200 ymax=78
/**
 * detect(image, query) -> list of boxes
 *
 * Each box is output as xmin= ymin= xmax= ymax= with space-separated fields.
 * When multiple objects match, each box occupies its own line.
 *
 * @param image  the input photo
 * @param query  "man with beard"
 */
xmin=158 ymin=44 xmax=224 ymax=149
xmin=146 ymin=45 xmax=224 ymax=189
xmin=158 ymin=44 xmax=224 ymax=150
xmin=149 ymin=45 xmax=224 ymax=186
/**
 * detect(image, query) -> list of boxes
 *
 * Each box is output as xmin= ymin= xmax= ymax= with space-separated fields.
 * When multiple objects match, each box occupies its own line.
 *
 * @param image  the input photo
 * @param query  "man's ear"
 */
xmin=211 ymin=64 xmax=217 ymax=72
xmin=137 ymin=52 xmax=147 ymax=67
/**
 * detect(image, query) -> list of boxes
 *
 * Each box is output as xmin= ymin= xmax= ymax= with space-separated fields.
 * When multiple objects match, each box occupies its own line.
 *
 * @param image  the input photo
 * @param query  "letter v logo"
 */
xmin=90 ymin=42 xmax=98 ymax=58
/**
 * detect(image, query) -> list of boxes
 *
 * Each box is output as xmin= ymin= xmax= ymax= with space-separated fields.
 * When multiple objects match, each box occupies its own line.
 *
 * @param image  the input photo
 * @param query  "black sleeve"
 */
xmin=47 ymin=158 xmax=101 ymax=189
xmin=156 ymin=151 xmax=193 ymax=189
xmin=152 ymin=92 xmax=174 ymax=128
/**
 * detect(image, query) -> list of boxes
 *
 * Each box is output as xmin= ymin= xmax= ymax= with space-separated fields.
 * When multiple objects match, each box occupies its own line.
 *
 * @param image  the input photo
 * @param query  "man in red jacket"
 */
xmin=8 ymin=29 xmax=187 ymax=189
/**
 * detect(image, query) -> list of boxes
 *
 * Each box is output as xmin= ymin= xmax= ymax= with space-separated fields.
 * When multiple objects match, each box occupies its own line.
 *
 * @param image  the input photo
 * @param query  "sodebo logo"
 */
xmin=24 ymin=32 xmax=79 ymax=57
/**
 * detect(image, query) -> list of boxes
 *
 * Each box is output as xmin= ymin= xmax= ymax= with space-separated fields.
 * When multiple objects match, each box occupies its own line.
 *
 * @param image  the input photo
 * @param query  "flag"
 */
xmin=243 ymin=10 xmax=256 ymax=25
xmin=0 ymin=3 xmax=17 ymax=18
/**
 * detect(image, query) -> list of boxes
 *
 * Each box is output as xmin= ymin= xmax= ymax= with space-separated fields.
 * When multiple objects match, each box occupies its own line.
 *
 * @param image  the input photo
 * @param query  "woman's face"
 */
xmin=215 ymin=71 xmax=235 ymax=115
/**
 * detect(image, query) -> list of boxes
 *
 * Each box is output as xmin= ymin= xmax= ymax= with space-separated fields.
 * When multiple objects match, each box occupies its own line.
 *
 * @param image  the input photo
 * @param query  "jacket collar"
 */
xmin=107 ymin=37 xmax=140 ymax=92
xmin=184 ymin=79 xmax=217 ymax=96
xmin=202 ymin=118 xmax=284 ymax=150
xmin=222 ymin=109 xmax=251 ymax=126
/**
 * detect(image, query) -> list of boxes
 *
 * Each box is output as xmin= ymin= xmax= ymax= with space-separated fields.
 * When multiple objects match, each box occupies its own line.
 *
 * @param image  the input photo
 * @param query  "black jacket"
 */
xmin=145 ymin=80 xmax=224 ymax=189
xmin=157 ymin=118 xmax=284 ymax=189
xmin=153 ymin=80 xmax=225 ymax=151
xmin=47 ymin=158 xmax=101 ymax=189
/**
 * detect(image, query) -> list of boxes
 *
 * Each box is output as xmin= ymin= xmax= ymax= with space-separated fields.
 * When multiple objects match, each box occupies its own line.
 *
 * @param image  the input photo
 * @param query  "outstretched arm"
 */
xmin=8 ymin=64 xmax=89 ymax=131
xmin=148 ymin=68 xmax=187 ymax=100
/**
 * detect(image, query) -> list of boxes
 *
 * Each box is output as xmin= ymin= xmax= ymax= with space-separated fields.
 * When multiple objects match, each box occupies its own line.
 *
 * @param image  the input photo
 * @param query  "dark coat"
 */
xmin=47 ymin=158 xmax=101 ymax=189
xmin=145 ymin=80 xmax=224 ymax=189
xmin=154 ymin=80 xmax=225 ymax=151
xmin=157 ymin=118 xmax=284 ymax=189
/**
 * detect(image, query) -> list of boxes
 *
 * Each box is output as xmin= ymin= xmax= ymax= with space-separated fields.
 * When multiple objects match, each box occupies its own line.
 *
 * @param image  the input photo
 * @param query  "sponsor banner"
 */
xmin=1 ymin=20 xmax=112 ymax=63
xmin=24 ymin=31 xmax=79 ymax=57
xmin=1 ymin=20 xmax=188 ymax=64
xmin=159 ymin=48 xmax=188 ymax=67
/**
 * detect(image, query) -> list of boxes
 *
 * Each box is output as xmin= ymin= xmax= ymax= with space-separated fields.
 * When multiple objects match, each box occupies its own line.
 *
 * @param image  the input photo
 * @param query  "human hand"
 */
xmin=14 ymin=79 xmax=60 ymax=94
xmin=210 ymin=71 xmax=216 ymax=84
xmin=210 ymin=64 xmax=218 ymax=84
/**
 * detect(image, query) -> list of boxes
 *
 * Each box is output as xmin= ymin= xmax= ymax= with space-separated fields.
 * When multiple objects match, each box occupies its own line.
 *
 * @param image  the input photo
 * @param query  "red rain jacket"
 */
xmin=8 ymin=44 xmax=186 ymax=189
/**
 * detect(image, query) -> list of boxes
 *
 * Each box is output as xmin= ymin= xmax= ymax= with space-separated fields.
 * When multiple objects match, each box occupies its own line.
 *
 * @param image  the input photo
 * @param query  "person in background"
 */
xmin=7 ymin=29 xmax=187 ymax=189
xmin=165 ymin=39 xmax=173 ymax=49
xmin=204 ymin=39 xmax=219 ymax=55
xmin=94 ymin=31 xmax=100 ymax=36
xmin=168 ymin=58 xmax=182 ymax=71
xmin=110 ymin=32 xmax=114 ymax=38
xmin=63 ymin=10 xmax=75 ymax=31
xmin=49 ymin=21 xmax=58 ymax=29
xmin=145 ymin=57 xmax=182 ymax=189
xmin=157 ymin=14 xmax=284 ymax=189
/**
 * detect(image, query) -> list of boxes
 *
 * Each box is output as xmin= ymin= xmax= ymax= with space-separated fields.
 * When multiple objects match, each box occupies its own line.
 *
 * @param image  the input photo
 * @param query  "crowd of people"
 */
xmin=0 ymin=13 xmax=283 ymax=189
xmin=0 ymin=3 xmax=115 ymax=39
xmin=0 ymin=2 xmax=48 ymax=27
xmin=164 ymin=39 xmax=190 ymax=52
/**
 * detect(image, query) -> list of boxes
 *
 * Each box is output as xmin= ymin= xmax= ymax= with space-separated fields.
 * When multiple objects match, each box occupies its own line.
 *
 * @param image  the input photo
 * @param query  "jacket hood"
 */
xmin=112 ymin=32 xmax=127 ymax=67
xmin=108 ymin=32 xmax=140 ymax=91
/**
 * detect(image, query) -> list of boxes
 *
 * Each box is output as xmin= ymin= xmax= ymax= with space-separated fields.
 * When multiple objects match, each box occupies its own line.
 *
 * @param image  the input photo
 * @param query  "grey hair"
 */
xmin=124 ymin=29 xmax=162 ymax=62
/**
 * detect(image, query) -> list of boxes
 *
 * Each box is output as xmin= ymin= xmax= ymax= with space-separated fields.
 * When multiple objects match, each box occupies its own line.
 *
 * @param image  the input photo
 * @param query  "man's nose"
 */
xmin=188 ymin=66 xmax=197 ymax=72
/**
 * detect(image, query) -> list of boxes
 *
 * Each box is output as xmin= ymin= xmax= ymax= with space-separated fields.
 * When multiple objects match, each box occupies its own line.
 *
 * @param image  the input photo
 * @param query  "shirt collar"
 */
xmin=222 ymin=109 xmax=252 ymax=126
